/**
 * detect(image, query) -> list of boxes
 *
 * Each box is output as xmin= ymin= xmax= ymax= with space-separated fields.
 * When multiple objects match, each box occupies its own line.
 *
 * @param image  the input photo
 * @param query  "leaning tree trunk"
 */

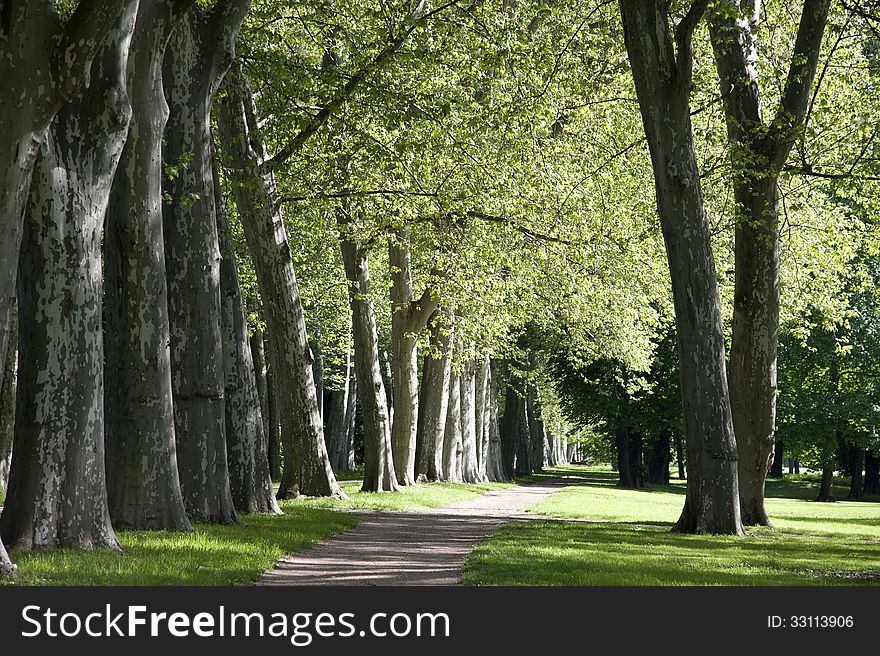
xmin=0 ymin=8 xmax=138 ymax=551
xmin=216 ymin=65 xmax=342 ymax=499
xmin=104 ymin=0 xmax=193 ymax=533
xmin=619 ymin=0 xmax=743 ymax=534
xmin=459 ymin=360 xmax=481 ymax=483
xmin=0 ymin=302 xmax=15 ymax=493
xmin=415 ymin=310 xmax=453 ymax=481
xmin=338 ymin=213 xmax=398 ymax=493
xmin=217 ymin=165 xmax=280 ymax=515
xmin=708 ymin=0 xmax=830 ymax=526
xmin=162 ymin=3 xmax=251 ymax=524
xmin=0 ymin=0 xmax=138 ymax=400
xmin=443 ymin=371 xmax=463 ymax=483
xmin=388 ymin=227 xmax=440 ymax=486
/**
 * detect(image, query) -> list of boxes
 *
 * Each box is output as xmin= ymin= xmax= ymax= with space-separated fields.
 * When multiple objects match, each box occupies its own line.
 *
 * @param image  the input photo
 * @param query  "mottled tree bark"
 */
xmin=526 ymin=379 xmax=546 ymax=474
xmin=162 ymin=2 xmax=250 ymax=524
xmin=389 ymin=227 xmax=440 ymax=486
xmin=104 ymin=0 xmax=193 ymax=533
xmin=1 ymin=7 xmax=138 ymax=551
xmin=484 ymin=361 xmax=507 ymax=481
xmin=499 ymin=366 xmax=524 ymax=481
xmin=217 ymin=66 xmax=342 ymax=499
xmin=474 ymin=356 xmax=491 ymax=480
xmin=217 ymin=165 xmax=280 ymax=515
xmin=0 ymin=302 xmax=16 ymax=493
xmin=338 ymin=214 xmax=398 ymax=492
xmin=708 ymin=0 xmax=831 ymax=526
xmin=443 ymin=371 xmax=463 ymax=482
xmin=250 ymin=327 xmax=269 ymax=438
xmin=264 ymin=348 xmax=282 ymax=481
xmin=619 ymin=0 xmax=743 ymax=534
xmin=0 ymin=0 xmax=138 ymax=401
xmin=415 ymin=310 xmax=453 ymax=481
xmin=459 ymin=359 xmax=480 ymax=483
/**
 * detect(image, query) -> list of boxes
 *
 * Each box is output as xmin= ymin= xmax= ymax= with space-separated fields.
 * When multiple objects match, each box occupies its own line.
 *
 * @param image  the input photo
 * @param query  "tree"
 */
xmin=707 ymin=0 xmax=832 ymax=525
xmin=104 ymin=0 xmax=194 ymax=533
xmin=618 ymin=0 xmax=743 ymax=534
xmin=1 ymin=4 xmax=138 ymax=551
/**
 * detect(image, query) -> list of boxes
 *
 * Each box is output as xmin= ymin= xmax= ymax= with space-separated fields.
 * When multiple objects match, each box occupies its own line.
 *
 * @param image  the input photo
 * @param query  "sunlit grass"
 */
xmin=464 ymin=465 xmax=880 ymax=586
xmin=300 ymin=480 xmax=515 ymax=512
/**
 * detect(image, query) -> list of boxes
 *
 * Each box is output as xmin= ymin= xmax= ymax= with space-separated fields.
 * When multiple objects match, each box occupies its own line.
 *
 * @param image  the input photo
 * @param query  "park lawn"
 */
xmin=299 ymin=480 xmax=516 ymax=512
xmin=463 ymin=465 xmax=880 ymax=586
xmin=3 ymin=478 xmax=512 ymax=585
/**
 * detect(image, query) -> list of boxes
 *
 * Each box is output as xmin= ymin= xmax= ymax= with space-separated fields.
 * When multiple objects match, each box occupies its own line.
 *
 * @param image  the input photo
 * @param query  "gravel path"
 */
xmin=257 ymin=478 xmax=573 ymax=586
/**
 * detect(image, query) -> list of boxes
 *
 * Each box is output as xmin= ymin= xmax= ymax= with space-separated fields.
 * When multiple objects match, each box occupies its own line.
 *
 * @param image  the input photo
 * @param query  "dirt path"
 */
xmin=257 ymin=478 xmax=573 ymax=586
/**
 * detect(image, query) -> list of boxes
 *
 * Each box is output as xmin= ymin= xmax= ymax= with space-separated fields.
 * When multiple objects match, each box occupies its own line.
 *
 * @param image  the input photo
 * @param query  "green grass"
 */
xmin=3 ymin=504 xmax=356 ymax=586
xmin=463 ymin=465 xmax=880 ymax=586
xmin=300 ymin=480 xmax=515 ymax=512
xmin=2 ymin=478 xmax=511 ymax=585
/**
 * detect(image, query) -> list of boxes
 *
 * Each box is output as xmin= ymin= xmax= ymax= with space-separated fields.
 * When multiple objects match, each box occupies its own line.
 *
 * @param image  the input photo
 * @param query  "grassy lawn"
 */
xmin=2 ymin=478 xmax=511 ymax=585
xmin=463 ymin=465 xmax=880 ymax=586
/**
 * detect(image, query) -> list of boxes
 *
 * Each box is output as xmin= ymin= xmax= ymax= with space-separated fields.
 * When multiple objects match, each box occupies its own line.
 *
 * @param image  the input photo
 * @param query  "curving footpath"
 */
xmin=257 ymin=479 xmax=574 ymax=586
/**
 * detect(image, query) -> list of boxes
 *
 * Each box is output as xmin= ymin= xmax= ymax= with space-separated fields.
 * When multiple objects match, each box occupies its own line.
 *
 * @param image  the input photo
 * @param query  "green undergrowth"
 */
xmin=464 ymin=465 xmax=880 ymax=586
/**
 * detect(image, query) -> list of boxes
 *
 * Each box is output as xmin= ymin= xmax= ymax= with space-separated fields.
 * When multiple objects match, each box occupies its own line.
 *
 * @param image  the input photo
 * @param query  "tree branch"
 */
xmin=673 ymin=0 xmax=709 ymax=91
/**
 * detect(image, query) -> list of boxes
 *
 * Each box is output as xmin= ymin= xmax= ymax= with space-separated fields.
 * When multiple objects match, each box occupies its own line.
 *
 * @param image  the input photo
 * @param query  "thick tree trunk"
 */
xmin=847 ymin=447 xmax=864 ymax=500
xmin=615 ymin=421 xmax=634 ymax=488
xmin=619 ymin=0 xmax=743 ymax=534
xmin=0 ymin=303 xmax=15 ymax=493
xmin=415 ymin=311 xmax=453 ymax=482
xmin=526 ymin=379 xmax=546 ymax=474
xmin=864 ymin=450 xmax=879 ymax=495
xmin=769 ymin=439 xmax=784 ymax=478
xmin=629 ymin=430 xmax=645 ymax=488
xmin=217 ymin=66 xmax=342 ymax=499
xmin=648 ymin=427 xmax=671 ymax=485
xmin=443 ymin=372 xmax=463 ymax=482
xmin=338 ymin=214 xmax=398 ymax=493
xmin=217 ymin=165 xmax=280 ymax=515
xmin=341 ymin=368 xmax=358 ymax=471
xmin=311 ymin=340 xmax=324 ymax=420
xmin=104 ymin=0 xmax=193 ymax=533
xmin=474 ymin=356 xmax=491 ymax=480
xmin=459 ymin=360 xmax=481 ymax=483
xmin=709 ymin=0 xmax=830 ymax=526
xmin=499 ymin=367 xmax=524 ymax=481
xmin=816 ymin=464 xmax=835 ymax=502
xmin=485 ymin=362 xmax=507 ymax=481
xmin=1 ymin=8 xmax=137 ymax=551
xmin=0 ymin=1 xmax=138 ymax=400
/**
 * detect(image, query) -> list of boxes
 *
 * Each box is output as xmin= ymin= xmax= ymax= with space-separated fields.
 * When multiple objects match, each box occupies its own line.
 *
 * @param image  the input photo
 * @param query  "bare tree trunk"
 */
xmin=104 ymin=0 xmax=193 ymax=533
xmin=485 ymin=361 xmax=507 ymax=481
xmin=474 ymin=356 xmax=491 ymax=481
xmin=342 ymin=367 xmax=358 ymax=471
xmin=0 ymin=7 xmax=138 ymax=551
xmin=443 ymin=371 xmax=463 ymax=482
xmin=499 ymin=364 xmax=523 ymax=481
xmin=311 ymin=339 xmax=324 ymax=420
xmin=249 ymin=327 xmax=270 ymax=453
xmin=415 ymin=310 xmax=453 ymax=481
xmin=526 ymin=379 xmax=546 ymax=474
xmin=864 ymin=450 xmax=879 ymax=495
xmin=619 ymin=0 xmax=743 ymax=534
xmin=216 ymin=66 xmax=342 ymax=499
xmin=847 ymin=447 xmax=864 ymax=500
xmin=265 ymin=351 xmax=282 ymax=481
xmin=0 ymin=0 xmax=138 ymax=400
xmin=326 ymin=338 xmax=355 ymax=472
xmin=817 ymin=464 xmax=836 ymax=502
xmin=0 ymin=302 xmax=16 ymax=493
xmin=217 ymin=164 xmax=280 ymax=515
xmin=162 ymin=3 xmax=250 ymax=524
xmin=460 ymin=359 xmax=480 ymax=483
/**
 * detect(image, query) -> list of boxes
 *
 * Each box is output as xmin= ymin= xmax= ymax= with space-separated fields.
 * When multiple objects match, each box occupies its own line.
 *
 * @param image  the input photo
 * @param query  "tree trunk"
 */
xmin=708 ymin=0 xmax=831 ymax=526
xmin=864 ymin=450 xmax=879 ymax=495
xmin=217 ymin=164 xmax=280 ymax=515
xmin=526 ymin=379 xmax=546 ymax=474
xmin=459 ymin=360 xmax=481 ymax=483
xmin=674 ymin=431 xmax=685 ymax=479
xmin=265 ymin=352 xmax=281 ymax=481
xmin=619 ymin=0 xmax=743 ymax=534
xmin=0 ymin=7 xmax=138 ymax=551
xmin=0 ymin=1 xmax=138 ymax=400
xmin=629 ymin=429 xmax=645 ymax=488
xmin=485 ymin=361 xmax=507 ymax=481
xmin=847 ymin=447 xmax=864 ymax=500
xmin=341 ymin=367 xmax=358 ymax=471
xmin=648 ymin=427 xmax=671 ymax=485
xmin=499 ymin=366 xmax=523 ymax=481
xmin=0 ymin=302 xmax=15 ymax=493
xmin=768 ymin=440 xmax=784 ymax=478
xmin=216 ymin=66 xmax=343 ymax=499
xmin=311 ymin=339 xmax=324 ymax=420
xmin=474 ymin=356 xmax=491 ymax=480
xmin=415 ymin=310 xmax=453 ymax=482
xmin=615 ymin=421 xmax=634 ymax=488
xmin=443 ymin=371 xmax=463 ymax=482
xmin=338 ymin=214 xmax=397 ymax=493
xmin=162 ymin=4 xmax=250 ymax=524
xmin=249 ymin=327 xmax=270 ymax=457
xmin=104 ymin=0 xmax=193 ymax=533
xmin=816 ymin=464 xmax=835 ymax=502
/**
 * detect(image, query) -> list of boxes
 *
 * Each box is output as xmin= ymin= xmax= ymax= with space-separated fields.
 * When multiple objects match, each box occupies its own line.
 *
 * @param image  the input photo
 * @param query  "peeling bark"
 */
xmin=708 ymin=0 xmax=831 ymax=526
xmin=216 ymin=66 xmax=342 ymax=499
xmin=619 ymin=0 xmax=743 ymax=534
xmin=249 ymin=327 xmax=270 ymax=461
xmin=443 ymin=371 xmax=463 ymax=483
xmin=217 ymin=164 xmax=280 ymax=515
xmin=459 ymin=359 xmax=480 ymax=483
xmin=338 ymin=213 xmax=398 ymax=492
xmin=474 ymin=356 xmax=490 ymax=481
xmin=0 ymin=1 xmax=139 ymax=398
xmin=1 ymin=7 xmax=138 ymax=551
xmin=414 ymin=309 xmax=453 ymax=482
xmin=104 ymin=0 xmax=193 ymax=533
xmin=162 ymin=3 xmax=250 ymax=524
xmin=0 ymin=301 xmax=16 ymax=493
